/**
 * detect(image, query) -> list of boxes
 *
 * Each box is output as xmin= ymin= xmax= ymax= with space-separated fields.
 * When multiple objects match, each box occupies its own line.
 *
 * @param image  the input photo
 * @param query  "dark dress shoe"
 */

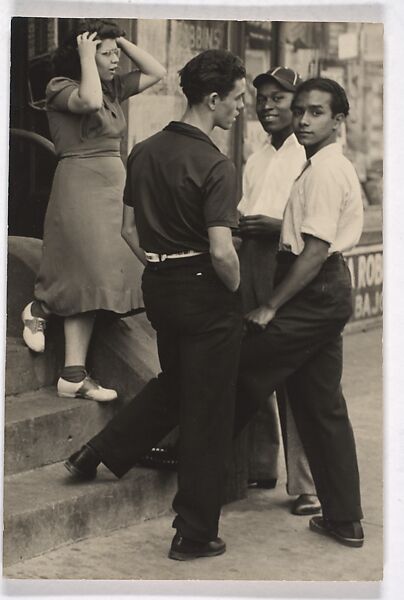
xmin=138 ymin=446 xmax=179 ymax=471
xmin=168 ymin=532 xmax=226 ymax=561
xmin=64 ymin=444 xmax=101 ymax=481
xmin=291 ymin=494 xmax=322 ymax=516
xmin=247 ymin=478 xmax=277 ymax=489
xmin=309 ymin=516 xmax=364 ymax=548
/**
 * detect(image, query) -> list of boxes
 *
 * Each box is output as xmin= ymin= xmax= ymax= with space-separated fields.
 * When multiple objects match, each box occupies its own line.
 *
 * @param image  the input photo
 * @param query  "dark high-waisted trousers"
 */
xmin=234 ymin=251 xmax=363 ymax=521
xmin=90 ymin=254 xmax=243 ymax=542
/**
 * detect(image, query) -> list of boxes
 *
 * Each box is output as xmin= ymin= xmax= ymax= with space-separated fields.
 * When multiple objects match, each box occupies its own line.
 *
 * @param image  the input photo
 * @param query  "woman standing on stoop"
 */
xmin=21 ymin=18 xmax=166 ymax=402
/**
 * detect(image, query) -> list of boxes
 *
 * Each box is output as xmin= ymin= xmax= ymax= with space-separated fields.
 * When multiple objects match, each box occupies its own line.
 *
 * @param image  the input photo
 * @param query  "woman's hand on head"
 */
xmin=67 ymin=31 xmax=103 ymax=113
xmin=76 ymin=31 xmax=101 ymax=61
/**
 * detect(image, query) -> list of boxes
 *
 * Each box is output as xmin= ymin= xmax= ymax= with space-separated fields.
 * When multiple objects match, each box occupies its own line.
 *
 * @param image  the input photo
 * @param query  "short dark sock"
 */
xmin=61 ymin=365 xmax=87 ymax=383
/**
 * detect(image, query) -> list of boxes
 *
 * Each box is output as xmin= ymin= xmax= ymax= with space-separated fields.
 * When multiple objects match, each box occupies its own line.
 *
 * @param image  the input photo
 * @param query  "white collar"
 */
xmin=310 ymin=142 xmax=342 ymax=165
xmin=268 ymin=132 xmax=301 ymax=153
xmin=295 ymin=142 xmax=342 ymax=181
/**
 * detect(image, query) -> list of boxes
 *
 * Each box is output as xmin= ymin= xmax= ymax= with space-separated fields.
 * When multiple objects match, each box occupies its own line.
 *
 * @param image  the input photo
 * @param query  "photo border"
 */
xmin=1 ymin=1 xmax=400 ymax=599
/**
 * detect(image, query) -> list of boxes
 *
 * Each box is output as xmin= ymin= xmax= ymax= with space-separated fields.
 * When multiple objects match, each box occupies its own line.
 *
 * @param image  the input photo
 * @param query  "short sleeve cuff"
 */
xmin=206 ymin=218 xmax=238 ymax=228
xmin=301 ymin=222 xmax=335 ymax=245
xmin=46 ymin=77 xmax=78 ymax=111
xmin=123 ymin=186 xmax=135 ymax=206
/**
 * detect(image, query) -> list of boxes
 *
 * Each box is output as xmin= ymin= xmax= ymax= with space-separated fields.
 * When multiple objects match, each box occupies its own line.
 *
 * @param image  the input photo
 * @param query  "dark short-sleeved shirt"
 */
xmin=123 ymin=121 xmax=239 ymax=254
xmin=45 ymin=72 xmax=141 ymax=158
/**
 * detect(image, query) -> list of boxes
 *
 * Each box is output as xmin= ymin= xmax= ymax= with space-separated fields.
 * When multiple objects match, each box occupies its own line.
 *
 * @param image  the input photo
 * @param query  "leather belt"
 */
xmin=145 ymin=250 xmax=205 ymax=263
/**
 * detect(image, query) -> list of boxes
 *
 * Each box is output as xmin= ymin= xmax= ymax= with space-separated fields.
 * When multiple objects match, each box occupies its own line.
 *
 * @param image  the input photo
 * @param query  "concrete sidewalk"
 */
xmin=3 ymin=327 xmax=383 ymax=581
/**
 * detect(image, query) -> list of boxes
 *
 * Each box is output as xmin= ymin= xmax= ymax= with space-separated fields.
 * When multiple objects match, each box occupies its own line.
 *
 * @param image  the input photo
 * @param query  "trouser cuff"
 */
xmin=89 ymin=438 xmax=132 ymax=479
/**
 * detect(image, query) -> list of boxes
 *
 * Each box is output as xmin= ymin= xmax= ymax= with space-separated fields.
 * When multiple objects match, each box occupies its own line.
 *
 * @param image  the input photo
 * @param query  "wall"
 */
xmin=279 ymin=21 xmax=383 ymax=207
xmin=127 ymin=19 xmax=232 ymax=156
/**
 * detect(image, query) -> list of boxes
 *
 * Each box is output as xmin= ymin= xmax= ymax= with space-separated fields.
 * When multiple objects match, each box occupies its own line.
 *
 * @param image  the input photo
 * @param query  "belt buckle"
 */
xmin=159 ymin=254 xmax=167 ymax=262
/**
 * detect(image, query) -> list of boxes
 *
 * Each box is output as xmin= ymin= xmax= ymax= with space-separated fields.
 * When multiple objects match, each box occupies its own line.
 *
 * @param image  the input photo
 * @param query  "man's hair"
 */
xmin=52 ymin=19 xmax=125 ymax=80
xmin=179 ymin=49 xmax=246 ymax=106
xmin=292 ymin=77 xmax=350 ymax=117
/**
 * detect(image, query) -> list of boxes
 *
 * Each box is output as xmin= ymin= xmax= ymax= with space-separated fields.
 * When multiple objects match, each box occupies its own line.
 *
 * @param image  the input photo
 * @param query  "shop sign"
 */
xmin=178 ymin=20 xmax=227 ymax=51
xmin=344 ymin=244 xmax=383 ymax=322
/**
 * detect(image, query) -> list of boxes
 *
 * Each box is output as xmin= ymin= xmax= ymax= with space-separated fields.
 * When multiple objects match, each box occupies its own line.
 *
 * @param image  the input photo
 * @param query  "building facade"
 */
xmin=9 ymin=17 xmax=383 ymax=326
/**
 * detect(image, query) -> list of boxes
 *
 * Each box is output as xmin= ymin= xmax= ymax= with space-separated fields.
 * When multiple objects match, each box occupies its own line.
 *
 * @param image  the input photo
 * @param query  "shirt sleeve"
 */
xmin=203 ymin=159 xmax=239 ymax=228
xmin=114 ymin=71 xmax=141 ymax=103
xmin=45 ymin=77 xmax=78 ymax=111
xmin=123 ymin=147 xmax=137 ymax=207
xmin=300 ymin=165 xmax=346 ymax=245
xmin=237 ymin=158 xmax=253 ymax=214
xmin=123 ymin=178 xmax=132 ymax=207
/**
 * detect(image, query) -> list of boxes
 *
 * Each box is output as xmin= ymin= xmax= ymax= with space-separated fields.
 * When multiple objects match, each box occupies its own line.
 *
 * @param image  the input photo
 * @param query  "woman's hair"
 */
xmin=52 ymin=19 xmax=126 ymax=80
xmin=179 ymin=49 xmax=246 ymax=106
xmin=292 ymin=77 xmax=350 ymax=117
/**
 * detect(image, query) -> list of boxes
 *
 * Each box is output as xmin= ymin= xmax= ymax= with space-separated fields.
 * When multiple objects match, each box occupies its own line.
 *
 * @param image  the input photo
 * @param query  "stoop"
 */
xmin=3 ymin=235 xmax=247 ymax=570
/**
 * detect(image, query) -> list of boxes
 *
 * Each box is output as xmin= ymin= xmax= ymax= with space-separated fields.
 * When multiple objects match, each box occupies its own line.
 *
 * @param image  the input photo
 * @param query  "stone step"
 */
xmin=5 ymin=335 xmax=63 ymax=396
xmin=4 ymin=387 xmax=120 ymax=476
xmin=3 ymin=461 xmax=177 ymax=567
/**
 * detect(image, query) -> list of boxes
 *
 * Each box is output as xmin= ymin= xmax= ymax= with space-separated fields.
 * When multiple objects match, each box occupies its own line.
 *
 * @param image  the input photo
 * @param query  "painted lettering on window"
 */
xmin=344 ymin=245 xmax=383 ymax=322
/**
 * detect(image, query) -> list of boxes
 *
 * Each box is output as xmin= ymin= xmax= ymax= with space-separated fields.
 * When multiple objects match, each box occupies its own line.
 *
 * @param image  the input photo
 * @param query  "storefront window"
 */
xmin=26 ymin=18 xmax=58 ymax=109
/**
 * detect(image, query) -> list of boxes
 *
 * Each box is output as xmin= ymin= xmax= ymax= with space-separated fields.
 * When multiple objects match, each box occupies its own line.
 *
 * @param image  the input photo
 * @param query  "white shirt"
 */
xmin=280 ymin=143 xmax=364 ymax=255
xmin=238 ymin=134 xmax=306 ymax=219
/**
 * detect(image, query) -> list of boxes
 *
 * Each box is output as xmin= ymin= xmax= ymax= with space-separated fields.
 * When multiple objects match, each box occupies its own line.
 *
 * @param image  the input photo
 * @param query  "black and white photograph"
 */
xmin=0 ymin=1 xmax=391 ymax=592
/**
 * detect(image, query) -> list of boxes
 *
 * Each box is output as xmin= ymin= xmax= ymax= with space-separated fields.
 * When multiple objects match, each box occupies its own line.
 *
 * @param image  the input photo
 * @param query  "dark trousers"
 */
xmin=234 ymin=252 xmax=363 ymax=521
xmin=239 ymin=236 xmax=315 ymax=493
xmin=91 ymin=252 xmax=363 ymax=531
xmin=90 ymin=254 xmax=243 ymax=542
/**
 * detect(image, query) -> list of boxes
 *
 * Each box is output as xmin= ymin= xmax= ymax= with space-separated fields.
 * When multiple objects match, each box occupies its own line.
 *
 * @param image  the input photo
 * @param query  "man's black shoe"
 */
xmin=168 ymin=532 xmax=226 ymax=561
xmin=64 ymin=444 xmax=101 ymax=481
xmin=309 ymin=516 xmax=364 ymax=548
xmin=247 ymin=478 xmax=277 ymax=490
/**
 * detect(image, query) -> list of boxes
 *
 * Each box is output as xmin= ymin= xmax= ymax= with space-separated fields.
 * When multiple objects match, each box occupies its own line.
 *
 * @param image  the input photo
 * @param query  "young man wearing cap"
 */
xmin=238 ymin=66 xmax=320 ymax=516
xmin=65 ymin=49 xmax=246 ymax=561
xmin=236 ymin=77 xmax=364 ymax=547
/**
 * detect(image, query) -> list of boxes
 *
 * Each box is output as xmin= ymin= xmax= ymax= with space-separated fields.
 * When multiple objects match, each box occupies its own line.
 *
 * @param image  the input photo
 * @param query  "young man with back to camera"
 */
xmin=65 ymin=49 xmax=246 ymax=561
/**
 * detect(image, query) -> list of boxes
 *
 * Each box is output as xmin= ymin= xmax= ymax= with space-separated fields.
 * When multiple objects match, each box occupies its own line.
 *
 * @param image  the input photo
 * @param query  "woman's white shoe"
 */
xmin=57 ymin=375 xmax=118 ymax=402
xmin=21 ymin=302 xmax=47 ymax=353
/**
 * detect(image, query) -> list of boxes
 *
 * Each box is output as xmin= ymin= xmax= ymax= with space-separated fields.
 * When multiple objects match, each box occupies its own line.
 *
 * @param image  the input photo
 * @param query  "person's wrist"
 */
xmin=117 ymin=37 xmax=130 ymax=48
xmin=80 ymin=54 xmax=96 ymax=63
